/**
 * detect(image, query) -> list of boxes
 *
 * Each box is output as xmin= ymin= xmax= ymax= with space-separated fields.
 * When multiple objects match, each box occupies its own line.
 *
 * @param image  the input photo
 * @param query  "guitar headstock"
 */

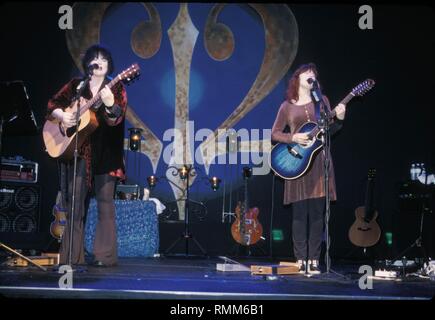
xmin=118 ymin=63 xmax=140 ymax=85
xmin=368 ymin=168 xmax=376 ymax=180
xmin=351 ymin=79 xmax=375 ymax=97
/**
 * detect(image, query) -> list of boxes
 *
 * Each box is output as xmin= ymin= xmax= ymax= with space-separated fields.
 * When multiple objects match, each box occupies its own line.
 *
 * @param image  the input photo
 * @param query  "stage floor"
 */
xmin=0 ymin=256 xmax=433 ymax=300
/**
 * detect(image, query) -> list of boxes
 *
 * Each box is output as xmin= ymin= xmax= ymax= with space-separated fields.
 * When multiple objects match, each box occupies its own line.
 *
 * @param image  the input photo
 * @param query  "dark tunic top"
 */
xmin=271 ymin=96 xmax=339 ymax=205
xmin=47 ymin=77 xmax=127 ymax=185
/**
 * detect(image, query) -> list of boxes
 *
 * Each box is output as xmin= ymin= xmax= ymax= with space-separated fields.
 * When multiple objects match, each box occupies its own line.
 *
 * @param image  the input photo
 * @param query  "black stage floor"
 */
xmin=0 ymin=256 xmax=434 ymax=300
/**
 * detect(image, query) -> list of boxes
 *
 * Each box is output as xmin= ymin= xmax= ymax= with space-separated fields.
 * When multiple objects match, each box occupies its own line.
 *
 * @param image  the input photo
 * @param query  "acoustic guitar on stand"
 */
xmin=348 ymin=168 xmax=381 ymax=248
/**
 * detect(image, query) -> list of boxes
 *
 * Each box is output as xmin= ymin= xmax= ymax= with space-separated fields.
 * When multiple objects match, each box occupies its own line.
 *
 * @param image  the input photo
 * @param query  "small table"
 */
xmin=84 ymin=199 xmax=159 ymax=257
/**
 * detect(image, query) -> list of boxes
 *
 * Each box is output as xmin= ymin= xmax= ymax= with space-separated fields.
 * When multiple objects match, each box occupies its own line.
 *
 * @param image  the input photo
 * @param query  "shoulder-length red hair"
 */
xmin=286 ymin=63 xmax=319 ymax=103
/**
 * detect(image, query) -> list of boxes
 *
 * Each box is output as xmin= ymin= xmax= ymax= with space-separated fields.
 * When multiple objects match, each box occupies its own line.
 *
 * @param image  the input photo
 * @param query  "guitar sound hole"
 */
xmin=357 ymin=227 xmax=372 ymax=232
xmin=58 ymin=123 xmax=66 ymax=137
xmin=66 ymin=126 xmax=77 ymax=137
xmin=65 ymin=120 xmax=81 ymax=137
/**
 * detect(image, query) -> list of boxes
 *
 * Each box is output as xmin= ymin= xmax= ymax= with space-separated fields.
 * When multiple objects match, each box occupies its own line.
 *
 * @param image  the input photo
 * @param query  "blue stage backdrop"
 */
xmin=66 ymin=3 xmax=297 ymax=217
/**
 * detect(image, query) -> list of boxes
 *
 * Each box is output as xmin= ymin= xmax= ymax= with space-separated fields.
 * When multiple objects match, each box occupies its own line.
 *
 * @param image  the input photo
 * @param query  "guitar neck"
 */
xmin=340 ymin=92 xmax=356 ymax=106
xmin=79 ymin=76 xmax=120 ymax=115
xmin=364 ymin=171 xmax=376 ymax=221
xmin=326 ymin=92 xmax=355 ymax=120
xmin=306 ymin=92 xmax=355 ymax=140
xmin=365 ymin=178 xmax=376 ymax=212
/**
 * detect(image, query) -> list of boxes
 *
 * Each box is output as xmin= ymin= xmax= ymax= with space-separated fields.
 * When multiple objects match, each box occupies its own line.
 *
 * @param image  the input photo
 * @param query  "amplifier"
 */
xmin=1 ymin=156 xmax=38 ymax=183
xmin=0 ymin=184 xmax=41 ymax=233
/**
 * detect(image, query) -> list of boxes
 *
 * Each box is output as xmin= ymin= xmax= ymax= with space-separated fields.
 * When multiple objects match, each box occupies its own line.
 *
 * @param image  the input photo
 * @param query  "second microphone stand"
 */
xmin=312 ymin=81 xmax=347 ymax=279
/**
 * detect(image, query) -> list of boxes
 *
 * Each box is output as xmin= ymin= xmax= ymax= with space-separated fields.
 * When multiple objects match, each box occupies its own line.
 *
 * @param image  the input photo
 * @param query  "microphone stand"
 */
xmin=66 ymin=73 xmax=91 ymax=267
xmin=391 ymin=166 xmax=431 ymax=270
xmin=312 ymin=82 xmax=348 ymax=280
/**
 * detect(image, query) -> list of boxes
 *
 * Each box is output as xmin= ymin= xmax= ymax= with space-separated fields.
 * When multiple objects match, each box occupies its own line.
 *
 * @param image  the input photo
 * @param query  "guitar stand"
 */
xmin=343 ymin=246 xmax=376 ymax=263
xmin=164 ymin=168 xmax=207 ymax=257
xmin=164 ymin=231 xmax=207 ymax=257
xmin=394 ymin=237 xmax=428 ymax=264
xmin=229 ymin=241 xmax=266 ymax=258
xmin=0 ymin=242 xmax=47 ymax=271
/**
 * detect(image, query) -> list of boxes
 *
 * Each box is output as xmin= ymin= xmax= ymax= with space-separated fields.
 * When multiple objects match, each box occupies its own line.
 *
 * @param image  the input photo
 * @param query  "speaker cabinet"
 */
xmin=0 ymin=183 xmax=41 ymax=234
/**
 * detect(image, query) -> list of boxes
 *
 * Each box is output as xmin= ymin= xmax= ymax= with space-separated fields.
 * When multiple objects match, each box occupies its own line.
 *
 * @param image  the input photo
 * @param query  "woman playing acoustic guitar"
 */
xmin=271 ymin=63 xmax=346 ymax=274
xmin=46 ymin=45 xmax=127 ymax=267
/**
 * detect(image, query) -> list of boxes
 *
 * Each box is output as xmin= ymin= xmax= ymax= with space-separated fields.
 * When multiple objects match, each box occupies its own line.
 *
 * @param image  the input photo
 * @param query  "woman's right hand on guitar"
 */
xmin=52 ymin=109 xmax=77 ymax=128
xmin=292 ymin=133 xmax=310 ymax=145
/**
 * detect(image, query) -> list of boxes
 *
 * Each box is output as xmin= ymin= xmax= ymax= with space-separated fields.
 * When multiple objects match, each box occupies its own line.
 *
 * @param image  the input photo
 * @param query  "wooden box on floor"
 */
xmin=6 ymin=255 xmax=56 ymax=267
xmin=250 ymin=262 xmax=299 ymax=275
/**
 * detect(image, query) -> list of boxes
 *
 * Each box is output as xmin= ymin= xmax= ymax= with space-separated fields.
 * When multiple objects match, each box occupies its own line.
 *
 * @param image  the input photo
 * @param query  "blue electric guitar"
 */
xmin=269 ymin=79 xmax=375 ymax=180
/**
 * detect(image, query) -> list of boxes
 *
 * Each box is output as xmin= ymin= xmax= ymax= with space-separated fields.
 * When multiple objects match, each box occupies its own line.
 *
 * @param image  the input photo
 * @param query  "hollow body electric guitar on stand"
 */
xmin=348 ymin=169 xmax=381 ymax=248
xmin=42 ymin=64 xmax=140 ymax=160
xmin=231 ymin=177 xmax=263 ymax=246
xmin=50 ymin=191 xmax=67 ymax=241
xmin=269 ymin=79 xmax=375 ymax=180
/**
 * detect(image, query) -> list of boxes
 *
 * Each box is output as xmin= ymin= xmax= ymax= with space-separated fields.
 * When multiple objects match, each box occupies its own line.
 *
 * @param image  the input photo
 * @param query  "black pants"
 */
xmin=59 ymin=158 xmax=118 ymax=266
xmin=292 ymin=197 xmax=325 ymax=261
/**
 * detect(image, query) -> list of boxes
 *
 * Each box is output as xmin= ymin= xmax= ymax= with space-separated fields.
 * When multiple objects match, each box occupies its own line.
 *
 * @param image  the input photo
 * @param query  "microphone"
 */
xmin=308 ymin=77 xmax=320 ymax=89
xmin=76 ymin=80 xmax=86 ymax=91
xmin=87 ymin=63 xmax=99 ymax=75
xmin=88 ymin=63 xmax=99 ymax=70
xmin=308 ymin=78 xmax=321 ymax=102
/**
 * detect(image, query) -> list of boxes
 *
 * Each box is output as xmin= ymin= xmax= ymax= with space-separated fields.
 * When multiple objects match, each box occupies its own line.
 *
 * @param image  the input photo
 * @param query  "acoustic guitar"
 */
xmin=42 ymin=63 xmax=140 ymax=160
xmin=231 ymin=176 xmax=263 ymax=246
xmin=348 ymin=169 xmax=381 ymax=247
xmin=269 ymin=79 xmax=375 ymax=180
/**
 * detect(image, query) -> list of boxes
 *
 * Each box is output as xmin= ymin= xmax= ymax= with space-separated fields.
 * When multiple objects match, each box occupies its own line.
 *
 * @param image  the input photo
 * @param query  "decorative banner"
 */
xmin=65 ymin=3 xmax=299 ymax=219
xmin=199 ymin=4 xmax=298 ymax=172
